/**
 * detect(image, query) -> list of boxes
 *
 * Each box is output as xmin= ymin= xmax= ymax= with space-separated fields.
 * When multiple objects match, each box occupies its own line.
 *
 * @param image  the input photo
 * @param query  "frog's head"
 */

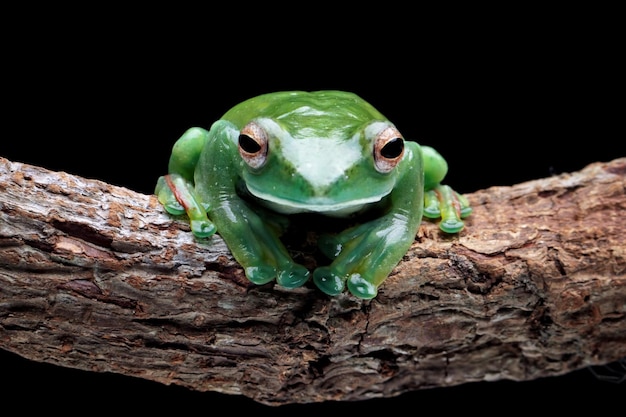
xmin=225 ymin=91 xmax=407 ymax=216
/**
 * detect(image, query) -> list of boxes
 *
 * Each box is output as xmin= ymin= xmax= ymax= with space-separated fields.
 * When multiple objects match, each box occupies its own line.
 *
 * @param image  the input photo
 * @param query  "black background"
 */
xmin=1 ymin=7 xmax=624 ymax=414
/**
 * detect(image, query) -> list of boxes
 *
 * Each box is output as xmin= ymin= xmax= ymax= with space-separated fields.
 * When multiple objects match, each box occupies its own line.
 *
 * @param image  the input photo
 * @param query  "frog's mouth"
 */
xmin=244 ymin=184 xmax=388 ymax=217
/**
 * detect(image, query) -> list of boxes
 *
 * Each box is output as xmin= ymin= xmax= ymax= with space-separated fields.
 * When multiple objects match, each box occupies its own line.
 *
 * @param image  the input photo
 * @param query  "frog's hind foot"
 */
xmin=424 ymin=185 xmax=472 ymax=234
xmin=156 ymin=174 xmax=217 ymax=238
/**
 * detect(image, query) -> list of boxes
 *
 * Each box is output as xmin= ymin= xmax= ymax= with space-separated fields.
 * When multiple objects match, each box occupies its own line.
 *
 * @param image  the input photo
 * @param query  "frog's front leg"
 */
xmin=313 ymin=144 xmax=424 ymax=299
xmin=213 ymin=200 xmax=310 ymax=288
xmin=195 ymin=122 xmax=310 ymax=289
xmin=314 ymin=212 xmax=419 ymax=299
xmin=421 ymin=146 xmax=472 ymax=233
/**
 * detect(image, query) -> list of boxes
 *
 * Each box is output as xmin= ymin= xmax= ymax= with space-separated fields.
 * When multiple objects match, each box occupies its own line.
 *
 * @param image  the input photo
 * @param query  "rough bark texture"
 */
xmin=0 ymin=156 xmax=625 ymax=406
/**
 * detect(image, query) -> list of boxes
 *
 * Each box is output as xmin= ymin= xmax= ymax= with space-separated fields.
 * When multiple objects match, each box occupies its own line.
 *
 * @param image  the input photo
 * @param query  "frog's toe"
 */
xmin=277 ymin=264 xmax=310 ymax=288
xmin=313 ymin=267 xmax=345 ymax=296
xmin=460 ymin=206 xmax=473 ymax=218
xmin=190 ymin=219 xmax=217 ymax=238
xmin=156 ymin=187 xmax=186 ymax=215
xmin=439 ymin=218 xmax=465 ymax=234
xmin=245 ymin=265 xmax=278 ymax=285
xmin=347 ymin=274 xmax=378 ymax=300
xmin=423 ymin=190 xmax=442 ymax=219
xmin=423 ymin=206 xmax=441 ymax=218
xmin=163 ymin=200 xmax=185 ymax=215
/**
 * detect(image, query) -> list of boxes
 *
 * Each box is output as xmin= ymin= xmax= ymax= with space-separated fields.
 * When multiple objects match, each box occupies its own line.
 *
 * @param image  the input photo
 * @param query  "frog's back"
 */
xmin=221 ymin=90 xmax=388 ymax=131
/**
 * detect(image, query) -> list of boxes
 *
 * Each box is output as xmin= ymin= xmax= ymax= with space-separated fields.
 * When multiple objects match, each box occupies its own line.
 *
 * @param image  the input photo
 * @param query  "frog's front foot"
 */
xmin=245 ymin=263 xmax=310 ymax=288
xmin=423 ymin=184 xmax=472 ymax=233
xmin=312 ymin=222 xmax=405 ymax=299
xmin=313 ymin=268 xmax=378 ymax=299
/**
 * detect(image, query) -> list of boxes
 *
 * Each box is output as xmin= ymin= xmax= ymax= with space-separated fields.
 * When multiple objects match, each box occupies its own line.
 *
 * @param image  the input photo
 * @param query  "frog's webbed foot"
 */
xmin=215 ymin=206 xmax=310 ymax=289
xmin=313 ymin=226 xmax=359 ymax=295
xmin=313 ymin=219 xmax=410 ymax=299
xmin=423 ymin=184 xmax=472 ymax=234
xmin=155 ymin=174 xmax=216 ymax=238
xmin=244 ymin=263 xmax=310 ymax=289
xmin=313 ymin=265 xmax=379 ymax=299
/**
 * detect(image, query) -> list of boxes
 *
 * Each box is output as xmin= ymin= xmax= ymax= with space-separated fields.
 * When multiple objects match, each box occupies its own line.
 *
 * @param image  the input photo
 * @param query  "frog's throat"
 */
xmin=245 ymin=185 xmax=387 ymax=217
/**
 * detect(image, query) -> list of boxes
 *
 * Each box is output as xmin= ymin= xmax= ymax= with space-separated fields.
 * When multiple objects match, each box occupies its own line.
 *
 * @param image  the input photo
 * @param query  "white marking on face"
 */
xmin=257 ymin=118 xmax=363 ymax=190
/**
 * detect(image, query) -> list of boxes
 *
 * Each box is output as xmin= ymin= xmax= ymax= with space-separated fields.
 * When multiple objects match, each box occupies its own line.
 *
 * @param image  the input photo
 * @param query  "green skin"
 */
xmin=155 ymin=91 xmax=471 ymax=299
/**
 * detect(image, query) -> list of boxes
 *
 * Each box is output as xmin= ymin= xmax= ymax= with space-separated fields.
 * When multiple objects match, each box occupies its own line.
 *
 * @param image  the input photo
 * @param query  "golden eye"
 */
xmin=374 ymin=126 xmax=404 ymax=173
xmin=238 ymin=121 xmax=268 ymax=169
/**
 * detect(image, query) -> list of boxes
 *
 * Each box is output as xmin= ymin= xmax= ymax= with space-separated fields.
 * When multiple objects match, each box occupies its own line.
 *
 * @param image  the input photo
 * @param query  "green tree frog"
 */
xmin=155 ymin=91 xmax=471 ymax=299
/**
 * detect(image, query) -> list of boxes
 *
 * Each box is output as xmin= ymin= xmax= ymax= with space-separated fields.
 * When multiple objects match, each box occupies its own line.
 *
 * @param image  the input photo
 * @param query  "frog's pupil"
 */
xmin=381 ymin=138 xmax=404 ymax=159
xmin=239 ymin=134 xmax=261 ymax=153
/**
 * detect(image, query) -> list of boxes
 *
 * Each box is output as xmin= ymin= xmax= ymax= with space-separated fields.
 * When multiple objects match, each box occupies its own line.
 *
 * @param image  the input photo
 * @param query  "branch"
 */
xmin=1 ymin=156 xmax=625 ymax=406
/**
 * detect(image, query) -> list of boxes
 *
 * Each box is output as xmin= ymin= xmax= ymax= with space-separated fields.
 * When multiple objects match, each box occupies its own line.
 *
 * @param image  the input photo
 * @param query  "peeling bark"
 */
xmin=0 ymin=156 xmax=625 ymax=406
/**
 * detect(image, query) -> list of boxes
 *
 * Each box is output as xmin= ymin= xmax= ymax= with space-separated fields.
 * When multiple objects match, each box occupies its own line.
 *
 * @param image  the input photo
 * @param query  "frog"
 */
xmin=155 ymin=90 xmax=471 ymax=299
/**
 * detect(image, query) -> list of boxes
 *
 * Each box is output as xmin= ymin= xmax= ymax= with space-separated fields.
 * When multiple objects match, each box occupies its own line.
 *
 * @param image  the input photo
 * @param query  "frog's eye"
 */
xmin=239 ymin=121 xmax=269 ymax=169
xmin=374 ymin=126 xmax=405 ymax=173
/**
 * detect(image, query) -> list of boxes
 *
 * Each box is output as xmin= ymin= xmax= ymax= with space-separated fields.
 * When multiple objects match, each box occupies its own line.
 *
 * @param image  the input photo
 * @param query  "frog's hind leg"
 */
xmin=155 ymin=127 xmax=216 ymax=238
xmin=155 ymin=173 xmax=216 ymax=238
xmin=421 ymin=145 xmax=472 ymax=233
xmin=423 ymin=185 xmax=472 ymax=233
xmin=168 ymin=127 xmax=210 ymax=182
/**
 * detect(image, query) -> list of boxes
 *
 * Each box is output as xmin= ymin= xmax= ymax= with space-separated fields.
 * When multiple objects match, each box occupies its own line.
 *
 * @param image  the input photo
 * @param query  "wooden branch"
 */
xmin=1 ymin=156 xmax=625 ymax=406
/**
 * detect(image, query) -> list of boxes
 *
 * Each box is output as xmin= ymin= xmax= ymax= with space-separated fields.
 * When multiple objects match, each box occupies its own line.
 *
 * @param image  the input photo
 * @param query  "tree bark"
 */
xmin=0 ymin=156 xmax=625 ymax=406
